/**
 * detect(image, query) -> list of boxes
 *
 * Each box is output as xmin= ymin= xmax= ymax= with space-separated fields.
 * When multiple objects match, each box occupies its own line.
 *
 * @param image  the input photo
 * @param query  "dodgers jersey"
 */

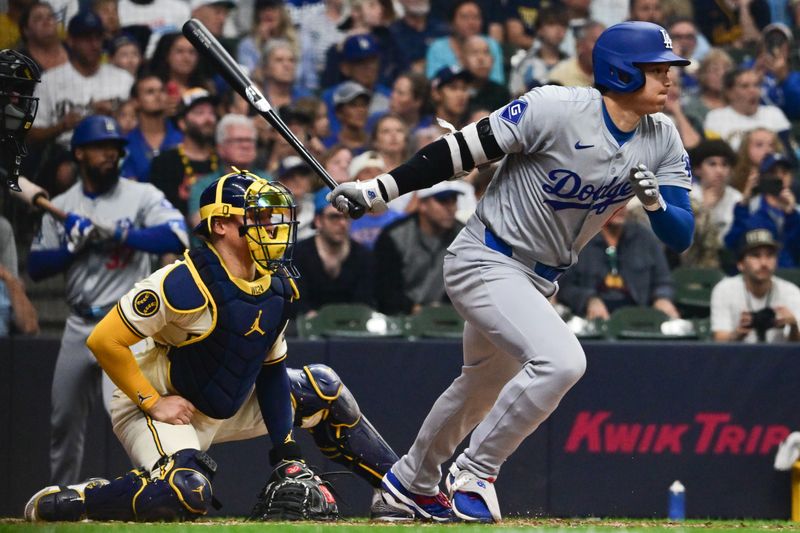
xmin=480 ymin=85 xmax=691 ymax=270
xmin=32 ymin=179 xmax=188 ymax=309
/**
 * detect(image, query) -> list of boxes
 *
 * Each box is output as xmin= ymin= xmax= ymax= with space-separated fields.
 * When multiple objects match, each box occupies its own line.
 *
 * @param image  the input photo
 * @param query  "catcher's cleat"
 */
xmin=445 ymin=464 xmax=500 ymax=523
xmin=24 ymin=478 xmax=109 ymax=522
xmin=369 ymin=489 xmax=414 ymax=522
xmin=381 ymin=470 xmax=456 ymax=522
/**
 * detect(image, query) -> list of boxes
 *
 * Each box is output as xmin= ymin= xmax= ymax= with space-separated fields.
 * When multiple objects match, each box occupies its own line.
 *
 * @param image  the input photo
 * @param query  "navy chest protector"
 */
xmin=168 ymin=247 xmax=290 ymax=419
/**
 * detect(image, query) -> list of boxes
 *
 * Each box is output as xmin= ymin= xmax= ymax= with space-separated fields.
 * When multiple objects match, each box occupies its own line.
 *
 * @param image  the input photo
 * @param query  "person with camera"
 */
xmin=711 ymin=229 xmax=800 ymax=343
xmin=723 ymin=152 xmax=800 ymax=268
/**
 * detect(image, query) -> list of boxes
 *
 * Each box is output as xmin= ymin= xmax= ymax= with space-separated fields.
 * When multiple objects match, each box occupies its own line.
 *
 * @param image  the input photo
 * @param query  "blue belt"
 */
xmin=484 ymin=228 xmax=566 ymax=283
xmin=71 ymin=302 xmax=115 ymax=320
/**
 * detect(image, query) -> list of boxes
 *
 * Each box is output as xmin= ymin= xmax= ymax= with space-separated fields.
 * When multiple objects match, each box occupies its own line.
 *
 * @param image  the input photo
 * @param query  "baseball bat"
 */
xmin=182 ymin=19 xmax=365 ymax=219
xmin=10 ymin=176 xmax=68 ymax=221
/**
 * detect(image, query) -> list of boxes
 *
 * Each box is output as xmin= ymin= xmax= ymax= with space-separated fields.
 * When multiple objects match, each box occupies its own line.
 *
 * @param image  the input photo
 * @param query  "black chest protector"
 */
xmin=168 ymin=247 xmax=290 ymax=419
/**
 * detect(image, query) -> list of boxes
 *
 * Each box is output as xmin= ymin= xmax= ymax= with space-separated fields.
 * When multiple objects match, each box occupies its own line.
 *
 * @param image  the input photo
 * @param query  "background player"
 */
xmin=26 ymin=171 xmax=333 ymax=522
xmin=27 ymin=115 xmax=188 ymax=487
xmin=329 ymin=21 xmax=696 ymax=522
xmin=0 ymin=49 xmax=40 ymax=191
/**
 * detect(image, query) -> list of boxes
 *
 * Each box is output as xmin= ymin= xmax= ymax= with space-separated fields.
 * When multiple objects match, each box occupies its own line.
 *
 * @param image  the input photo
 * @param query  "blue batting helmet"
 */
xmin=70 ymin=115 xmax=127 ymax=153
xmin=592 ymin=21 xmax=690 ymax=93
xmin=195 ymin=168 xmax=299 ymax=277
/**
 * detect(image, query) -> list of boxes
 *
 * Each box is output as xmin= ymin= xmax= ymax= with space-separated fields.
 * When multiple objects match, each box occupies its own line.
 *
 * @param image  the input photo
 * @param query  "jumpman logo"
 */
xmin=192 ymin=485 xmax=205 ymax=501
xmin=245 ymin=310 xmax=266 ymax=336
xmin=137 ymin=392 xmax=152 ymax=405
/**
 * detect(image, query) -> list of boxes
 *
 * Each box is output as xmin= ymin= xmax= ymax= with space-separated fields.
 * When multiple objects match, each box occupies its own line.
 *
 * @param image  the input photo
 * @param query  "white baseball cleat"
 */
xmin=24 ymin=478 xmax=109 ymax=521
xmin=445 ymin=463 xmax=501 ymax=523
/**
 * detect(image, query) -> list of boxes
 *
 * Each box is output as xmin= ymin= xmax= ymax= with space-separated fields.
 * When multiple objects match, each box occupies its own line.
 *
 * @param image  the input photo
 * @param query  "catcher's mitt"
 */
xmin=250 ymin=460 xmax=338 ymax=521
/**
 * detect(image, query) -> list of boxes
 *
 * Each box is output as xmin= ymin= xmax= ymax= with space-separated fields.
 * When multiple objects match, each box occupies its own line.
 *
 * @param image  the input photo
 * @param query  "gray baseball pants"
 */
xmin=392 ymin=224 xmax=586 ymax=494
xmin=50 ymin=314 xmax=115 ymax=485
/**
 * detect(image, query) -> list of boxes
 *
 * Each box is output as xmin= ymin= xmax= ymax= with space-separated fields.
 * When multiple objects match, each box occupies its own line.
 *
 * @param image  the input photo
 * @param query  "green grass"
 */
xmin=1 ymin=518 xmax=799 ymax=533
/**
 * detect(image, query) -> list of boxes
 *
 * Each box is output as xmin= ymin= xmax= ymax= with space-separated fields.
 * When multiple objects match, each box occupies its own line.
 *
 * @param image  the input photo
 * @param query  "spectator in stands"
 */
xmin=682 ymin=48 xmax=734 ymax=127
xmin=730 ymin=127 xmax=781 ymax=193
xmin=693 ymin=0 xmax=769 ymax=47
xmin=29 ymin=10 xmax=134 ymax=149
xmin=463 ymin=35 xmax=510 ymax=114
xmin=429 ymin=66 xmax=471 ymax=131
xmin=322 ymin=34 xmax=391 ymax=138
xmin=389 ymin=0 xmax=448 ymax=74
xmin=117 ymin=0 xmax=189 ymax=58
xmin=149 ymin=87 xmax=218 ymax=216
xmin=347 ymin=150 xmax=403 ymax=250
xmin=557 ymin=0 xmax=591 ymax=58
xmin=263 ymin=105 xmax=317 ymax=175
xmin=108 ymin=33 xmax=142 ymax=76
xmin=724 ymin=152 xmax=800 ymax=268
xmin=296 ymin=0 xmax=347 ymax=91
xmin=548 ymin=20 xmax=605 ymax=87
xmin=374 ymin=181 xmax=464 ymax=315
xmin=150 ymin=32 xmax=207 ymax=117
xmin=508 ymin=6 xmax=569 ymax=95
xmin=121 ymin=73 xmax=183 ymax=182
xmin=711 ymin=228 xmax=800 ymax=342
xmin=323 ymin=144 xmax=353 ymax=184
xmin=237 ymin=0 xmax=298 ymax=74
xmin=92 ymin=0 xmax=120 ymax=46
xmin=114 ymin=98 xmax=137 ymax=136
xmin=323 ymin=81 xmax=371 ymax=152
xmin=752 ymin=23 xmax=800 ymax=121
xmin=292 ymin=190 xmax=375 ymax=317
xmin=425 ymin=0 xmax=504 ymax=85
xmin=690 ymin=139 xmax=742 ymax=245
xmin=663 ymin=67 xmax=703 ymax=149
xmin=666 ymin=17 xmax=709 ymax=92
xmin=257 ymin=40 xmax=311 ymax=111
xmin=276 ymin=155 xmax=316 ymax=240
xmin=557 ymin=207 xmax=679 ymax=321
xmin=1 ymin=0 xmax=29 ymax=49
xmin=628 ymin=0 xmax=665 ymax=24
xmin=190 ymin=0 xmax=234 ymax=40
xmin=0 ymin=216 xmax=39 ymax=336
xmin=503 ymin=0 xmax=539 ymax=51
xmin=187 ymin=114 xmax=258 ymax=230
xmin=341 ymin=0 xmax=401 ymax=88
xmin=17 ymin=1 xmax=68 ymax=72
xmin=379 ymin=71 xmax=431 ymax=133
xmin=704 ymin=68 xmax=794 ymax=153
xmin=371 ymin=113 xmax=408 ymax=171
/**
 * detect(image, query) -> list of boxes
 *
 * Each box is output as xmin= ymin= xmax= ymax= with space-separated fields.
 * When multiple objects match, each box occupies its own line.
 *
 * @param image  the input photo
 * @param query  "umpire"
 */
xmin=27 ymin=114 xmax=188 ymax=485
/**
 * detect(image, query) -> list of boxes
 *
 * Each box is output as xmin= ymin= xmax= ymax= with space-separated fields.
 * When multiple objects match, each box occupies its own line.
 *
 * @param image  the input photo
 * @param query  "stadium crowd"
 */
xmin=1 ymin=0 xmax=800 ymax=342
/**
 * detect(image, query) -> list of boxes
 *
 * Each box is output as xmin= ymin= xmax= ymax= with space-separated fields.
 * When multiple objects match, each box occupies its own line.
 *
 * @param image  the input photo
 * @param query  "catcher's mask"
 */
xmin=195 ymin=168 xmax=299 ymax=277
xmin=0 ymin=49 xmax=40 ymax=190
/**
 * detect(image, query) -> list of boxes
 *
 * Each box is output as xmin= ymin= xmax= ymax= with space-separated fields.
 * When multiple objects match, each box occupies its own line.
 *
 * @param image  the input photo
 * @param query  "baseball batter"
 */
xmin=329 ymin=21 xmax=696 ymax=522
xmin=27 ymin=115 xmax=188 ymax=486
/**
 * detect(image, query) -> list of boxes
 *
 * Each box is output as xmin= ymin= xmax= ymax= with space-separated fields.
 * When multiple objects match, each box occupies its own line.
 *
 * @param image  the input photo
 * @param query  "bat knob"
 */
xmin=348 ymin=202 xmax=365 ymax=220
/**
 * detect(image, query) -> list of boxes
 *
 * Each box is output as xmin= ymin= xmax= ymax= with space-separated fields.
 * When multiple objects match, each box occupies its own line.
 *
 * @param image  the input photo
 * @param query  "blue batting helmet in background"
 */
xmin=592 ymin=21 xmax=690 ymax=93
xmin=70 ymin=114 xmax=127 ymax=153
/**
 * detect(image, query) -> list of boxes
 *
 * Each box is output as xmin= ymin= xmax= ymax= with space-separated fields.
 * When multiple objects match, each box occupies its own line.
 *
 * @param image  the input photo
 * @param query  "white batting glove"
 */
xmin=628 ymin=163 xmax=665 ymax=211
xmin=326 ymin=174 xmax=399 ymax=215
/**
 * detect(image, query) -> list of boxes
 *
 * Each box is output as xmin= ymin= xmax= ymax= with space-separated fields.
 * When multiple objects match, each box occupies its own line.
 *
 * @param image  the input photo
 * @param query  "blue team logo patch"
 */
xmin=499 ymin=99 xmax=528 ymax=125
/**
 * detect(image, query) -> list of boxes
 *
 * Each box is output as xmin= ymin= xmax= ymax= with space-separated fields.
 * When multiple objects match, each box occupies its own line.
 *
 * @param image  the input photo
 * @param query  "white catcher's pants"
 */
xmin=392 ymin=220 xmax=586 ymax=495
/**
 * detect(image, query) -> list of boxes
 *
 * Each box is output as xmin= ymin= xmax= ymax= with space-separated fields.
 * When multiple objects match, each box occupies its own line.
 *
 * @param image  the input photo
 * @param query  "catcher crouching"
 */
xmin=23 ymin=171 xmax=350 ymax=521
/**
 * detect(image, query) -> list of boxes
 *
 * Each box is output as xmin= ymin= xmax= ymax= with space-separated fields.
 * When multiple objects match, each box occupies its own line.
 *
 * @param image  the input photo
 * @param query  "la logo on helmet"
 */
xmin=660 ymin=29 xmax=673 ymax=49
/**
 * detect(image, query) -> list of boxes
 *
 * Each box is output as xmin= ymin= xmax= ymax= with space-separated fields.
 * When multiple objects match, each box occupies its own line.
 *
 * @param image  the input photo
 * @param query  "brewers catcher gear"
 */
xmin=195 ymin=169 xmax=299 ymax=277
xmin=0 ymin=49 xmax=40 ymax=191
xmin=592 ymin=21 xmax=690 ymax=93
xmin=250 ymin=460 xmax=338 ymax=521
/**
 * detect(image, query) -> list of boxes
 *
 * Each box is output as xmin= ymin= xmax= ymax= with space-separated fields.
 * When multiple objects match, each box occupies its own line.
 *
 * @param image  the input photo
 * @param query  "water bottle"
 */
xmin=668 ymin=480 xmax=685 ymax=520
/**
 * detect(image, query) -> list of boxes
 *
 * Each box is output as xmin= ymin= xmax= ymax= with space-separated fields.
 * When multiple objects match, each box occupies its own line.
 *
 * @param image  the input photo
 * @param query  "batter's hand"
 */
xmin=64 ymin=213 xmax=95 ymax=253
xmin=327 ymin=174 xmax=399 ymax=216
xmin=628 ymin=164 xmax=662 ymax=211
xmin=148 ymin=395 xmax=196 ymax=425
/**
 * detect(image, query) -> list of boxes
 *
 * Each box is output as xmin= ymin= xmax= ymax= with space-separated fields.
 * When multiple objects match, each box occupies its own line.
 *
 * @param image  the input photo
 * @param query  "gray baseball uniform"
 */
xmin=31 ymin=178 xmax=187 ymax=485
xmin=392 ymin=85 xmax=691 ymax=493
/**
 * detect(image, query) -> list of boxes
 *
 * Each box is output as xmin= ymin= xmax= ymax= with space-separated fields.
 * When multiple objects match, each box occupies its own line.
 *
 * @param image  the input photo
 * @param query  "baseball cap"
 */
xmin=190 ymin=0 xmax=235 ymax=11
xmin=762 ymin=22 xmax=793 ymax=42
xmin=348 ymin=150 xmax=385 ymax=180
xmin=314 ymin=188 xmax=331 ymax=214
xmin=67 ymin=10 xmax=104 ymax=36
xmin=341 ymin=34 xmax=380 ymax=62
xmin=277 ymin=155 xmax=311 ymax=179
xmin=333 ymin=81 xmax=371 ymax=107
xmin=417 ymin=180 xmax=464 ymax=201
xmin=759 ymin=153 xmax=795 ymax=174
xmin=176 ymin=87 xmax=217 ymax=117
xmin=430 ymin=65 xmax=473 ymax=91
xmin=738 ymin=228 xmax=780 ymax=258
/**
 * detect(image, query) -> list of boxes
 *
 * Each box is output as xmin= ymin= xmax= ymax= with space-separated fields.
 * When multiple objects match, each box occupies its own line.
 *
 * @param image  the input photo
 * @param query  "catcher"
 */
xmin=25 ymin=170 xmax=380 ymax=522
xmin=0 ymin=49 xmax=40 ymax=191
